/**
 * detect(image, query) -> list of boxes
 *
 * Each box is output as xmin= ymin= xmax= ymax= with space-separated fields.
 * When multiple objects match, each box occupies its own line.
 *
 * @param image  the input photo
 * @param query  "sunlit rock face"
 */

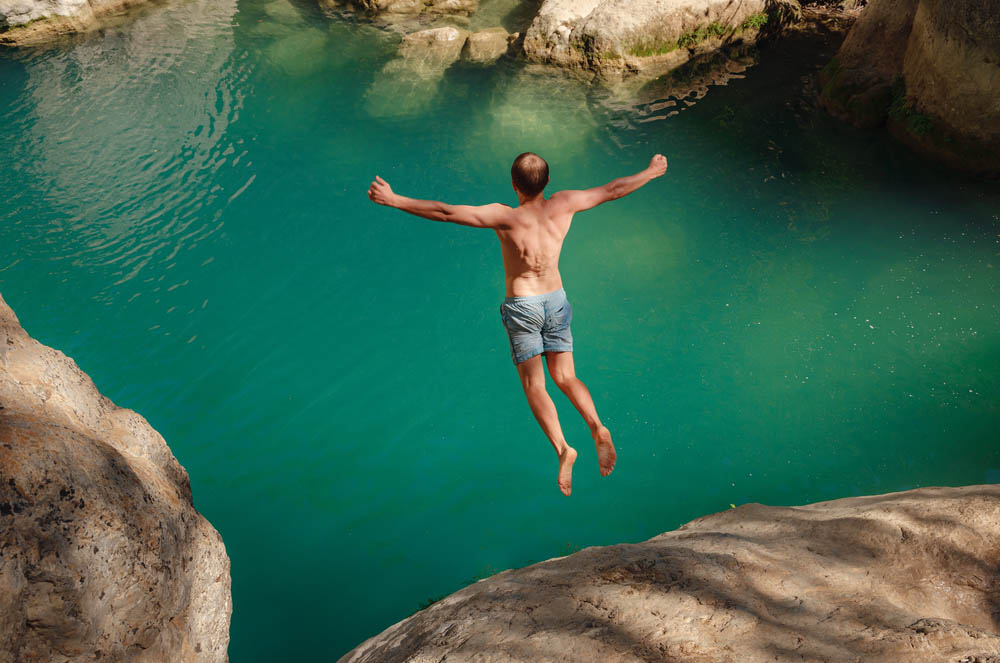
xmin=523 ymin=0 xmax=801 ymax=82
xmin=819 ymin=0 xmax=1000 ymax=174
xmin=0 ymin=293 xmax=232 ymax=662
xmin=341 ymin=485 xmax=1000 ymax=663
xmin=0 ymin=0 xmax=149 ymax=43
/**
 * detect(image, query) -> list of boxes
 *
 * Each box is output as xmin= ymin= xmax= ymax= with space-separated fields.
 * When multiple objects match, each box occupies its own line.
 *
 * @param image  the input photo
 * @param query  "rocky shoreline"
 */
xmin=341 ymin=484 xmax=1000 ymax=662
xmin=0 ymin=292 xmax=231 ymax=662
xmin=5 ymin=0 xmax=996 ymax=173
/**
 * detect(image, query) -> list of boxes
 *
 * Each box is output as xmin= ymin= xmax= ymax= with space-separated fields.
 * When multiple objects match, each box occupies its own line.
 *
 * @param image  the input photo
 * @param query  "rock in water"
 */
xmin=397 ymin=25 xmax=470 ymax=64
xmin=819 ymin=0 xmax=1000 ymax=174
xmin=462 ymin=26 xmax=510 ymax=64
xmin=340 ymin=485 xmax=1000 ymax=662
xmin=523 ymin=0 xmax=801 ymax=82
xmin=365 ymin=26 xmax=471 ymax=116
xmin=320 ymin=0 xmax=477 ymax=19
xmin=0 ymin=291 xmax=231 ymax=662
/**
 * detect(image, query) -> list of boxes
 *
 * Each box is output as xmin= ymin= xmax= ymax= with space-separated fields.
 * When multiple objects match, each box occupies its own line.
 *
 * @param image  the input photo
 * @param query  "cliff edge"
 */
xmin=342 ymin=484 xmax=1000 ymax=662
xmin=0 ymin=292 xmax=231 ymax=663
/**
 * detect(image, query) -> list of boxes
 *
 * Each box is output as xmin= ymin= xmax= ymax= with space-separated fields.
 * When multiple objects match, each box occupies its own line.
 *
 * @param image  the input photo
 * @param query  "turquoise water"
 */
xmin=1 ymin=0 xmax=998 ymax=659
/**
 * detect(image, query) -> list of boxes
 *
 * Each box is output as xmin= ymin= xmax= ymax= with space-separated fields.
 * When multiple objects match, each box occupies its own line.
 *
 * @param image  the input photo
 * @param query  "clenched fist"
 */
xmin=368 ymin=175 xmax=396 ymax=207
xmin=648 ymin=154 xmax=668 ymax=178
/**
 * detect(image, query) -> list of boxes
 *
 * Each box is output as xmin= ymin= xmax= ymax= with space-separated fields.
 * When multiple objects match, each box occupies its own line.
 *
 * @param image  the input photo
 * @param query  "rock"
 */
xmin=0 ymin=291 xmax=231 ymax=662
xmin=321 ymin=0 xmax=477 ymax=19
xmin=398 ymin=25 xmax=470 ymax=64
xmin=0 ymin=0 xmax=147 ymax=45
xmin=365 ymin=26 xmax=470 ymax=116
xmin=461 ymin=26 xmax=509 ymax=63
xmin=340 ymin=484 xmax=1000 ymax=662
xmin=522 ymin=0 xmax=801 ymax=81
xmin=820 ymin=0 xmax=1000 ymax=175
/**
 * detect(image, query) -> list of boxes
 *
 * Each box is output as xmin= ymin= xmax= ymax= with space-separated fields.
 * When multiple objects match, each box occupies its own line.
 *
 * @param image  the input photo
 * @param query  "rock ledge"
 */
xmin=0 ymin=291 xmax=231 ymax=663
xmin=342 ymin=484 xmax=1000 ymax=663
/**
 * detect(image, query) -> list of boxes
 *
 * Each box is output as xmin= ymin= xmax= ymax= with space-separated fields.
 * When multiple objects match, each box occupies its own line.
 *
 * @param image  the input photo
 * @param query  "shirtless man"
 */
xmin=368 ymin=152 xmax=668 ymax=496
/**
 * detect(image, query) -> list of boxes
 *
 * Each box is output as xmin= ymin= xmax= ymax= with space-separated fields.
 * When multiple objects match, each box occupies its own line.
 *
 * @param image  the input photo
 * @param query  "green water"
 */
xmin=1 ymin=0 xmax=998 ymax=659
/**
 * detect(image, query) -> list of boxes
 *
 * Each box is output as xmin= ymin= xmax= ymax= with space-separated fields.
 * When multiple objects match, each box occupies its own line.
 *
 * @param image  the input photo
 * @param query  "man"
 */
xmin=368 ymin=152 xmax=668 ymax=496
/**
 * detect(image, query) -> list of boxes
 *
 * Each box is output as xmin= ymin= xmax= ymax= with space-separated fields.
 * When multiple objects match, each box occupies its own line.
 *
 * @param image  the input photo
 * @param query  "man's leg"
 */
xmin=545 ymin=352 xmax=616 ymax=477
xmin=516 ymin=354 xmax=577 ymax=496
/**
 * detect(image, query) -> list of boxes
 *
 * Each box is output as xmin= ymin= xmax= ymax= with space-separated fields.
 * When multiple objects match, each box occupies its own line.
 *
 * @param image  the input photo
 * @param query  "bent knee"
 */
xmin=551 ymin=372 xmax=576 ymax=390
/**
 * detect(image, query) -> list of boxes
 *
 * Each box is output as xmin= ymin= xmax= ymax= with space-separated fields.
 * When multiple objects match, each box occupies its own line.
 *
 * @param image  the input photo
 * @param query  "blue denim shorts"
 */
xmin=499 ymin=288 xmax=573 ymax=365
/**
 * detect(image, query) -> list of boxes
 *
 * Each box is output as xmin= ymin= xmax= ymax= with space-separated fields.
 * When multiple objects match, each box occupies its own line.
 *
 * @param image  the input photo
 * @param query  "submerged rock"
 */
xmin=365 ymin=25 xmax=471 ymax=115
xmin=819 ymin=0 xmax=1000 ymax=175
xmin=462 ymin=26 xmax=510 ymax=63
xmin=341 ymin=484 xmax=1000 ymax=662
xmin=523 ymin=0 xmax=801 ymax=82
xmin=0 ymin=292 xmax=231 ymax=662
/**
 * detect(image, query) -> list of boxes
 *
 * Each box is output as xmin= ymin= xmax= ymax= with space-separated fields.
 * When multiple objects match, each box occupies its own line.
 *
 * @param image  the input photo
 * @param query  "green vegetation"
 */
xmin=888 ymin=78 xmax=934 ymax=136
xmin=416 ymin=594 xmax=448 ymax=611
xmin=628 ymin=38 xmax=679 ymax=57
xmin=677 ymin=21 xmax=729 ymax=48
xmin=742 ymin=12 xmax=769 ymax=30
xmin=630 ymin=14 xmax=774 ymax=57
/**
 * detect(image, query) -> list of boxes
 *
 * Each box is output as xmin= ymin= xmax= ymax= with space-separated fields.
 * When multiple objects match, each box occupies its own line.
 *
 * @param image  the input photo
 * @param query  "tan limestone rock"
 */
xmin=341 ymin=484 xmax=1000 ymax=663
xmin=523 ymin=0 xmax=801 ymax=81
xmin=461 ymin=26 xmax=509 ymax=63
xmin=0 ymin=291 xmax=231 ymax=662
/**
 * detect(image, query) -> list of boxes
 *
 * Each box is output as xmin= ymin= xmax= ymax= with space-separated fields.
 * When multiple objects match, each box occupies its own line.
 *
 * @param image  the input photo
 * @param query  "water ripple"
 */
xmin=0 ymin=0 xmax=254 ymax=303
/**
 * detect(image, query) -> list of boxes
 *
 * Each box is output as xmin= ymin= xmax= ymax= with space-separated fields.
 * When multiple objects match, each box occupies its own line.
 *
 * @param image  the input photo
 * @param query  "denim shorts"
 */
xmin=499 ymin=288 xmax=573 ymax=365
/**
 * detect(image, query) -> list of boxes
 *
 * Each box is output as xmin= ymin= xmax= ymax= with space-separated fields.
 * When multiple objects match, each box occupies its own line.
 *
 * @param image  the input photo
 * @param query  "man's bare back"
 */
xmin=368 ymin=152 xmax=668 ymax=495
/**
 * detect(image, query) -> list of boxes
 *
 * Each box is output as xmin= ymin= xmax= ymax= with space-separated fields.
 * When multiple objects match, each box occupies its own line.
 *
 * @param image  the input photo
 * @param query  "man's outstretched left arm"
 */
xmin=368 ymin=175 xmax=508 ymax=229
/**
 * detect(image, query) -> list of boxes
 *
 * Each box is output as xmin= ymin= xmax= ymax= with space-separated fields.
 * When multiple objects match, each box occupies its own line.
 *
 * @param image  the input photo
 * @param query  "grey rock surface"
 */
xmin=341 ymin=484 xmax=1000 ymax=663
xmin=462 ymin=26 xmax=509 ymax=63
xmin=0 ymin=291 xmax=231 ymax=663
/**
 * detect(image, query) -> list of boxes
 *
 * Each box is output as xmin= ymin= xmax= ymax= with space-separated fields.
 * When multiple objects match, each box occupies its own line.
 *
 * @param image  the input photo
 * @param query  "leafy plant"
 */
xmin=742 ymin=12 xmax=769 ymax=30
xmin=888 ymin=77 xmax=935 ymax=136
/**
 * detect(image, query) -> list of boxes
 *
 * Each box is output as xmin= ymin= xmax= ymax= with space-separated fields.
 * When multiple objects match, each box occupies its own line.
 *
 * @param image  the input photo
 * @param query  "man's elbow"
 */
xmin=605 ymin=183 xmax=626 ymax=201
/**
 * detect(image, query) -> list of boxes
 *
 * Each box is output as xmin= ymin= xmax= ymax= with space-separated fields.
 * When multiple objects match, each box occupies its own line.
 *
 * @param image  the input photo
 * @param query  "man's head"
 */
xmin=511 ymin=152 xmax=549 ymax=198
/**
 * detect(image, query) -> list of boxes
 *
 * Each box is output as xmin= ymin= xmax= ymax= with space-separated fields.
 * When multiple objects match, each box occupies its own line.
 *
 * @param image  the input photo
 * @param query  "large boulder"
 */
xmin=820 ymin=0 xmax=1000 ymax=174
xmin=0 ymin=0 xmax=147 ymax=45
xmin=341 ymin=484 xmax=1000 ymax=662
xmin=0 ymin=291 xmax=231 ymax=662
xmin=523 ymin=0 xmax=801 ymax=81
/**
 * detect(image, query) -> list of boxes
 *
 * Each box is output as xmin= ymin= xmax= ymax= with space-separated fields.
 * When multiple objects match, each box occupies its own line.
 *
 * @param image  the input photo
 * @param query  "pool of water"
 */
xmin=2 ymin=0 xmax=998 ymax=659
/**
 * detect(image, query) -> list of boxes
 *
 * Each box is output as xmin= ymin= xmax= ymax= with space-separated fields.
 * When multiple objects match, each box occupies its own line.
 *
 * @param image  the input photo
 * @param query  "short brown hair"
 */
xmin=511 ymin=152 xmax=549 ymax=197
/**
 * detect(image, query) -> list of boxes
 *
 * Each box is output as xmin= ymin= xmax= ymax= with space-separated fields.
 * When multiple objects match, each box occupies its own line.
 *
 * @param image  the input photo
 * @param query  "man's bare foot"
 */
xmin=594 ymin=426 xmax=616 ymax=476
xmin=557 ymin=445 xmax=577 ymax=496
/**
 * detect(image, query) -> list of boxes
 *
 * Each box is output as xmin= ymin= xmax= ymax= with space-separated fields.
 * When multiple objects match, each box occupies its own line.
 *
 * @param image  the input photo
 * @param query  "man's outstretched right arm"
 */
xmin=552 ymin=154 xmax=668 ymax=213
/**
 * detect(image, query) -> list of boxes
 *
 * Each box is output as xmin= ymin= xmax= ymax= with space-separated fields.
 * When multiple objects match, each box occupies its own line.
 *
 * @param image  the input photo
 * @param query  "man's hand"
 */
xmin=648 ymin=154 xmax=668 ymax=178
xmin=368 ymin=175 xmax=396 ymax=207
